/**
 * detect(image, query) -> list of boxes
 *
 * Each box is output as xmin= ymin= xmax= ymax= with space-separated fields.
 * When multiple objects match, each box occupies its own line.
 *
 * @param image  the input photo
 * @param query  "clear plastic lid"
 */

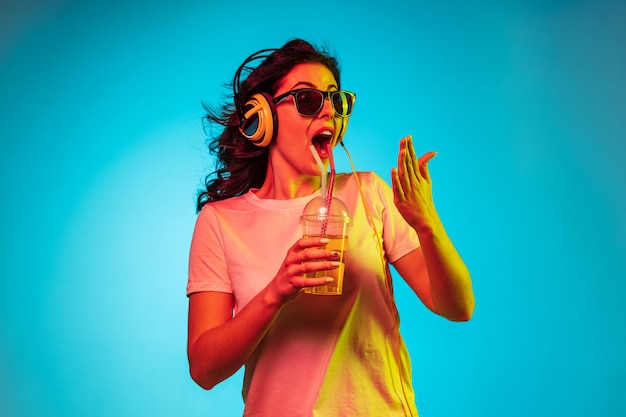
xmin=300 ymin=196 xmax=352 ymax=224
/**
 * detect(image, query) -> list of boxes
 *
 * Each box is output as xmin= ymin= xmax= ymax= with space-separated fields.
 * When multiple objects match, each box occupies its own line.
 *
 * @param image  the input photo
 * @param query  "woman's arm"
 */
xmin=393 ymin=242 xmax=474 ymax=322
xmin=187 ymin=288 xmax=282 ymax=389
xmin=187 ymin=237 xmax=341 ymax=389
xmin=391 ymin=136 xmax=474 ymax=321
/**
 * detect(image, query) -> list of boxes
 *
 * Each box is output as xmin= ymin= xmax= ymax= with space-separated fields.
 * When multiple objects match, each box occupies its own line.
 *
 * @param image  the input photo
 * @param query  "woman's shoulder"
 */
xmin=197 ymin=192 xmax=253 ymax=218
xmin=337 ymin=170 xmax=373 ymax=181
xmin=337 ymin=171 xmax=387 ymax=190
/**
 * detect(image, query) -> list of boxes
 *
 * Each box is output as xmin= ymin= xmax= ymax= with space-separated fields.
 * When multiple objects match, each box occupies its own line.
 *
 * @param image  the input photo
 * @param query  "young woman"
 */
xmin=187 ymin=38 xmax=474 ymax=416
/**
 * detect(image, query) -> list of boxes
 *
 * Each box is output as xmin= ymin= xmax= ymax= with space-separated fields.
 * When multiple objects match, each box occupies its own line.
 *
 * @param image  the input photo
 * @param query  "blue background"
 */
xmin=1 ymin=0 xmax=624 ymax=416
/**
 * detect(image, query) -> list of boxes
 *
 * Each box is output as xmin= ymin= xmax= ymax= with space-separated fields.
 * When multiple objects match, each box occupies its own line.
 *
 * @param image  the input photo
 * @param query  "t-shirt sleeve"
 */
xmin=187 ymin=206 xmax=232 ymax=296
xmin=369 ymin=172 xmax=421 ymax=263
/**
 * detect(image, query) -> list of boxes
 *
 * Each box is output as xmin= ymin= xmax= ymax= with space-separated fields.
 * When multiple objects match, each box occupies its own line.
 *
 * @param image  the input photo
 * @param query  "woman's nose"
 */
xmin=317 ymin=96 xmax=334 ymax=118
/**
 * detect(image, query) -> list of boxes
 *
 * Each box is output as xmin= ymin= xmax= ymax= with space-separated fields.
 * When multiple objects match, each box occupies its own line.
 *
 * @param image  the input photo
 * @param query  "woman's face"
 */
xmin=269 ymin=62 xmax=347 ymax=178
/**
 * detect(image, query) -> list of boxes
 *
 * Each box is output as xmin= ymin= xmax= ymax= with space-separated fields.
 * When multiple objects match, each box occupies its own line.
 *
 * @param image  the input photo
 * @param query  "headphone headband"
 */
xmin=231 ymin=48 xmax=280 ymax=147
xmin=233 ymin=48 xmax=278 ymax=120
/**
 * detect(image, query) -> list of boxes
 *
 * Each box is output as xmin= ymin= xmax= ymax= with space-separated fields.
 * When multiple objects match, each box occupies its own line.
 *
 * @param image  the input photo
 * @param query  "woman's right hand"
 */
xmin=267 ymin=237 xmax=341 ymax=304
xmin=188 ymin=237 xmax=341 ymax=390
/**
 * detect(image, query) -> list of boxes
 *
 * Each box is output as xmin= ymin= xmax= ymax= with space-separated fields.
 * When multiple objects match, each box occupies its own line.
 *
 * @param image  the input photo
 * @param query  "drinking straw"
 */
xmin=309 ymin=145 xmax=327 ymax=206
xmin=321 ymin=146 xmax=337 ymax=237
xmin=326 ymin=147 xmax=336 ymax=209
xmin=308 ymin=144 xmax=336 ymax=237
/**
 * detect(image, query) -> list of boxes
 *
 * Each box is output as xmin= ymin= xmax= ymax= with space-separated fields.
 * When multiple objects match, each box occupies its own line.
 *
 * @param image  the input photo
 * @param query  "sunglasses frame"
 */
xmin=272 ymin=88 xmax=356 ymax=118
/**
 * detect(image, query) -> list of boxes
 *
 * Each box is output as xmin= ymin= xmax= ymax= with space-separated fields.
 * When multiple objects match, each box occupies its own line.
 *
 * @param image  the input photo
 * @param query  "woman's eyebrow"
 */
xmin=288 ymin=81 xmax=339 ymax=90
xmin=289 ymin=81 xmax=315 ymax=89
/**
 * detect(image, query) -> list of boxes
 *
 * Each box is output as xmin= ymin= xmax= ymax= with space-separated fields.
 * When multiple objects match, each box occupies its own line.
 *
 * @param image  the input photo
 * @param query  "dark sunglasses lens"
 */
xmin=332 ymin=92 xmax=354 ymax=116
xmin=295 ymin=90 xmax=324 ymax=115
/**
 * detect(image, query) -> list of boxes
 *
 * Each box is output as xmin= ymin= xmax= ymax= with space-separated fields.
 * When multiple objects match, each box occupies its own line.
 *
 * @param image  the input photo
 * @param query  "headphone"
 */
xmin=233 ymin=48 xmax=279 ymax=147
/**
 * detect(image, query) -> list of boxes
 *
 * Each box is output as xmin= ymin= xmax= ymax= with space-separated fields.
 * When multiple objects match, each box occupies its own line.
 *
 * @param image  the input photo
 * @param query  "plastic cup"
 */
xmin=300 ymin=196 xmax=352 ymax=295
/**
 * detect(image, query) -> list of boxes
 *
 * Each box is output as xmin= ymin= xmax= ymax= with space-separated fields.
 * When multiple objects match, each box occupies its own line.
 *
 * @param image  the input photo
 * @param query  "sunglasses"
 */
xmin=272 ymin=88 xmax=356 ymax=117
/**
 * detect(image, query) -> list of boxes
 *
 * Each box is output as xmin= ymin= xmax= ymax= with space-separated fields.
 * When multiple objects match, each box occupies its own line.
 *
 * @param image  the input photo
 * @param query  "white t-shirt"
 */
xmin=188 ymin=171 xmax=421 ymax=416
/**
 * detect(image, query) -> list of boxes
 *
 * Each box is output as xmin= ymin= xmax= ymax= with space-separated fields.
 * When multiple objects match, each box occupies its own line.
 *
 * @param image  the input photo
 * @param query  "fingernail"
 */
xmin=330 ymin=261 xmax=341 ymax=267
xmin=325 ymin=278 xmax=334 ymax=283
xmin=320 ymin=238 xmax=330 ymax=244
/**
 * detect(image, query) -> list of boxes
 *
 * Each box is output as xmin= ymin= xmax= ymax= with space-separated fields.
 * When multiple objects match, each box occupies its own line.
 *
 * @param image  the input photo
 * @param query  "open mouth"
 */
xmin=312 ymin=130 xmax=333 ymax=159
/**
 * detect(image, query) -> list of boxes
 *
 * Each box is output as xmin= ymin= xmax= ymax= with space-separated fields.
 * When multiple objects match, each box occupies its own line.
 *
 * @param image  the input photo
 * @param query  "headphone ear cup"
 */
xmin=239 ymin=93 xmax=277 ymax=147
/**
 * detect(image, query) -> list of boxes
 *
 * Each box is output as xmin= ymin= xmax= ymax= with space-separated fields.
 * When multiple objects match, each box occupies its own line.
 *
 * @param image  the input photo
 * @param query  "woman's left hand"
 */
xmin=391 ymin=136 xmax=475 ymax=321
xmin=391 ymin=135 xmax=438 ymax=232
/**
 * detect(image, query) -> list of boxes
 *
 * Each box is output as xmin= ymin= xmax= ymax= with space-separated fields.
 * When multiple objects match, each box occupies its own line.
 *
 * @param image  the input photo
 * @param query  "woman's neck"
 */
xmin=254 ymin=164 xmax=320 ymax=200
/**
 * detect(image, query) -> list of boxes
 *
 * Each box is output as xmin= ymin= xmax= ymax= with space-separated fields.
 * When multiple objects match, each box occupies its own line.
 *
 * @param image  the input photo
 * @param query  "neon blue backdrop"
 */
xmin=1 ymin=1 xmax=624 ymax=416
